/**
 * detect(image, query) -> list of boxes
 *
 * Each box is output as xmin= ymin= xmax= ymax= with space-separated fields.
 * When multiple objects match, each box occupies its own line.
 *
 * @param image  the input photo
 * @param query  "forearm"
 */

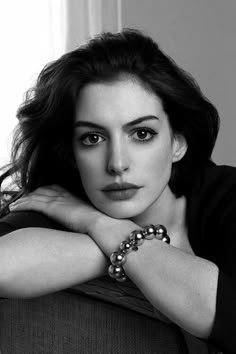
xmin=90 ymin=217 xmax=219 ymax=338
xmin=0 ymin=228 xmax=108 ymax=298
xmin=124 ymin=240 xmax=218 ymax=338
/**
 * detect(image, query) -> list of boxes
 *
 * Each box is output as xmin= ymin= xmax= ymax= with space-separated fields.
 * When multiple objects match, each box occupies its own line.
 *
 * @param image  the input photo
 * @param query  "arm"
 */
xmin=8 ymin=184 xmax=236 ymax=352
xmin=89 ymin=216 xmax=218 ymax=339
xmin=123 ymin=240 xmax=218 ymax=338
xmin=6 ymin=186 xmax=217 ymax=337
xmin=0 ymin=228 xmax=108 ymax=298
xmin=0 ymin=185 xmax=111 ymax=298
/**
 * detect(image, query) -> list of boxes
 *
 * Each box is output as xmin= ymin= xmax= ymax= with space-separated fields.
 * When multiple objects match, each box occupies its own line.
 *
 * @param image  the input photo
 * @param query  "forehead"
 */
xmin=75 ymin=79 xmax=166 ymax=125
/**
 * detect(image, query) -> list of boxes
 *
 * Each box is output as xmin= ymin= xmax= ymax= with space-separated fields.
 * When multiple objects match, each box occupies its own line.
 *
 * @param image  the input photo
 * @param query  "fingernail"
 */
xmin=9 ymin=203 xmax=16 ymax=210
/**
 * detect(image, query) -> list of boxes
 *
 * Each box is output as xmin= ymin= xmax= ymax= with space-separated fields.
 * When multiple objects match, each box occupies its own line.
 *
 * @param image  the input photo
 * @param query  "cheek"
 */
xmin=141 ymin=141 xmax=174 ymax=182
xmin=142 ymin=138 xmax=173 ymax=167
xmin=74 ymin=151 xmax=103 ymax=189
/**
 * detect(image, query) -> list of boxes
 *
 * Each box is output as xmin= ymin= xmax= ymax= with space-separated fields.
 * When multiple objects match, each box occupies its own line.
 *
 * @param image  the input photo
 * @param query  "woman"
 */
xmin=0 ymin=29 xmax=235 ymax=353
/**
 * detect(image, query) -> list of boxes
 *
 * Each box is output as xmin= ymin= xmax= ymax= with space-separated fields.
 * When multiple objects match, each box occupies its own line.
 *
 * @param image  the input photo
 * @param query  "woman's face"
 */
xmin=73 ymin=79 xmax=186 ymax=220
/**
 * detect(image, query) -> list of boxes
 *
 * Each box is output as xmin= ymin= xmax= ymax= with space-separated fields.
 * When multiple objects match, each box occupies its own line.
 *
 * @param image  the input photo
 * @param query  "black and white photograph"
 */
xmin=0 ymin=1 xmax=235 ymax=353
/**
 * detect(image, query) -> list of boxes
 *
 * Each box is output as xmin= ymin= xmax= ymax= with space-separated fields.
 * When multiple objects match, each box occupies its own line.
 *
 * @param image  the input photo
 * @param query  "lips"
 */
xmin=102 ymin=182 xmax=142 ymax=201
xmin=102 ymin=182 xmax=141 ymax=191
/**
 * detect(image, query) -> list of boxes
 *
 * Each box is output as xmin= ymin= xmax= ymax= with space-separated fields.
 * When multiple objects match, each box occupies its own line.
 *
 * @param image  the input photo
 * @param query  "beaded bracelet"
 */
xmin=108 ymin=224 xmax=170 ymax=282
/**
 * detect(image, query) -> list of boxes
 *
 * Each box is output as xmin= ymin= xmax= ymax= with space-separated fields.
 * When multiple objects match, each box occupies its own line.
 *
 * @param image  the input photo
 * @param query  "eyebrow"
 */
xmin=74 ymin=115 xmax=159 ymax=129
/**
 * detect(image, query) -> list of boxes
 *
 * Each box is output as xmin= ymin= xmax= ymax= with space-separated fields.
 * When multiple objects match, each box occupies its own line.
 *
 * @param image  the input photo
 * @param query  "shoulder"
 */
xmin=187 ymin=162 xmax=236 ymax=259
xmin=194 ymin=162 xmax=236 ymax=193
xmin=188 ymin=161 xmax=236 ymax=211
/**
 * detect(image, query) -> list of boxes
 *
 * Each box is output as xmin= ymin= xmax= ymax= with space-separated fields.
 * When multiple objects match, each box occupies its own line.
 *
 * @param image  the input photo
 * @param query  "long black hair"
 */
xmin=0 ymin=28 xmax=219 ymax=216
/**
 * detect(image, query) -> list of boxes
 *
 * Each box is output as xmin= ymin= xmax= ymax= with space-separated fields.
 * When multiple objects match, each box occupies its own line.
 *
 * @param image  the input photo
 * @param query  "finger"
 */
xmin=9 ymin=197 xmax=47 ymax=213
xmin=24 ymin=186 xmax=64 ymax=199
xmin=10 ymin=191 xmax=56 ymax=208
xmin=32 ymin=187 xmax=61 ymax=197
xmin=50 ymin=184 xmax=67 ymax=192
xmin=48 ymin=185 xmax=72 ymax=197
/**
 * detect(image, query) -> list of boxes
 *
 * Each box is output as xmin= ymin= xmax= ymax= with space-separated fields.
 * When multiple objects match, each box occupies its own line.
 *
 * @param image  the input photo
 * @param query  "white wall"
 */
xmin=121 ymin=0 xmax=236 ymax=166
xmin=0 ymin=0 xmax=66 ymax=167
xmin=0 ymin=0 xmax=121 ymax=168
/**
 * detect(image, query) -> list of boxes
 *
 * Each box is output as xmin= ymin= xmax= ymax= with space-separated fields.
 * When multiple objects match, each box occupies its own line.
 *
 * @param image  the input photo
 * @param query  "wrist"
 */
xmin=108 ymin=224 xmax=170 ymax=282
xmin=88 ymin=215 xmax=137 ymax=256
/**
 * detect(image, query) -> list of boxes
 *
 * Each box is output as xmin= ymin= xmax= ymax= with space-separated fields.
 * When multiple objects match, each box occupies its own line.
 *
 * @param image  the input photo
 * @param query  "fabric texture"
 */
xmin=0 ymin=162 xmax=235 ymax=353
xmin=0 ymin=292 xmax=190 ymax=354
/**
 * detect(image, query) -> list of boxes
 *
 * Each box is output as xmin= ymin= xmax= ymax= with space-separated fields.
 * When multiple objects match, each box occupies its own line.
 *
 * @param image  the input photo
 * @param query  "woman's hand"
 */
xmin=9 ymin=185 xmax=103 ymax=235
xmin=9 ymin=185 xmax=193 ymax=256
xmin=9 ymin=185 xmax=138 ymax=254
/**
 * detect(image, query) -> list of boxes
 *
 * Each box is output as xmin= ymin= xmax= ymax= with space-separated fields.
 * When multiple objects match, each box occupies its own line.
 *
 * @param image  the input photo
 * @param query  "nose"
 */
xmin=106 ymin=139 xmax=129 ymax=176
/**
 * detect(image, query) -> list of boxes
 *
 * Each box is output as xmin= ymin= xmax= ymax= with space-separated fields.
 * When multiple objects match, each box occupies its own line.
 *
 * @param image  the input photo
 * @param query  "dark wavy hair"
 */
xmin=0 ymin=28 xmax=219 ymax=216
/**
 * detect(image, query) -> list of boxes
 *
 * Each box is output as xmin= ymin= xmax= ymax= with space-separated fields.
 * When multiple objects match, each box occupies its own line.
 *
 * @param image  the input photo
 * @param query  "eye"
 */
xmin=130 ymin=127 xmax=157 ymax=142
xmin=80 ymin=133 xmax=105 ymax=146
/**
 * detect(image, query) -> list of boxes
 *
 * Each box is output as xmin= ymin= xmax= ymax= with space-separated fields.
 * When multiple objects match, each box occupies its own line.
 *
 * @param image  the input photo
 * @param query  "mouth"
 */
xmin=102 ymin=183 xmax=142 ymax=201
xmin=102 ymin=182 xmax=141 ymax=191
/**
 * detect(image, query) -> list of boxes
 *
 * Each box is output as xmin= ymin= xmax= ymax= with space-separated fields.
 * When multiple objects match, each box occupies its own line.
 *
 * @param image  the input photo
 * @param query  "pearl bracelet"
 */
xmin=108 ymin=224 xmax=170 ymax=282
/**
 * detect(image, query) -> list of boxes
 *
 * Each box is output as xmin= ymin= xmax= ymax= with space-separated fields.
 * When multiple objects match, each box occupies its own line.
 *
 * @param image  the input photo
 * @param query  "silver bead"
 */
xmin=120 ymin=240 xmax=132 ymax=253
xmin=155 ymin=224 xmax=167 ymax=240
xmin=134 ymin=231 xmax=145 ymax=245
xmin=116 ymin=274 xmax=127 ymax=282
xmin=110 ymin=251 xmax=126 ymax=266
xmin=143 ymin=225 xmax=156 ymax=240
xmin=108 ymin=264 xmax=124 ymax=279
xmin=162 ymin=234 xmax=170 ymax=244
xmin=129 ymin=230 xmax=144 ymax=246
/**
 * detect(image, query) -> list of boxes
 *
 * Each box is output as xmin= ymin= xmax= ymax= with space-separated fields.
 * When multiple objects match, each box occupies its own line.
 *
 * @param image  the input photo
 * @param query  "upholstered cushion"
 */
xmin=0 ymin=291 xmax=195 ymax=353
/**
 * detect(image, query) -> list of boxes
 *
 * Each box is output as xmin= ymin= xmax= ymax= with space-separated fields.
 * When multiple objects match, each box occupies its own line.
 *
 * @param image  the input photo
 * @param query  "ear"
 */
xmin=172 ymin=134 xmax=188 ymax=162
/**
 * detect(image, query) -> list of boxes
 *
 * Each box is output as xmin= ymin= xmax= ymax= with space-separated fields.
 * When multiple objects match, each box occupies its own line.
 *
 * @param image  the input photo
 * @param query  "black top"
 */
xmin=0 ymin=162 xmax=235 ymax=353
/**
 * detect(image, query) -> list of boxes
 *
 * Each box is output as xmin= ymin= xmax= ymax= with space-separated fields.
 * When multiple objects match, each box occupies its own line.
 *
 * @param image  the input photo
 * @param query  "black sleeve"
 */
xmin=188 ymin=165 xmax=236 ymax=353
xmin=0 ymin=211 xmax=67 ymax=237
xmin=209 ymin=194 xmax=236 ymax=354
xmin=211 ymin=272 xmax=236 ymax=354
